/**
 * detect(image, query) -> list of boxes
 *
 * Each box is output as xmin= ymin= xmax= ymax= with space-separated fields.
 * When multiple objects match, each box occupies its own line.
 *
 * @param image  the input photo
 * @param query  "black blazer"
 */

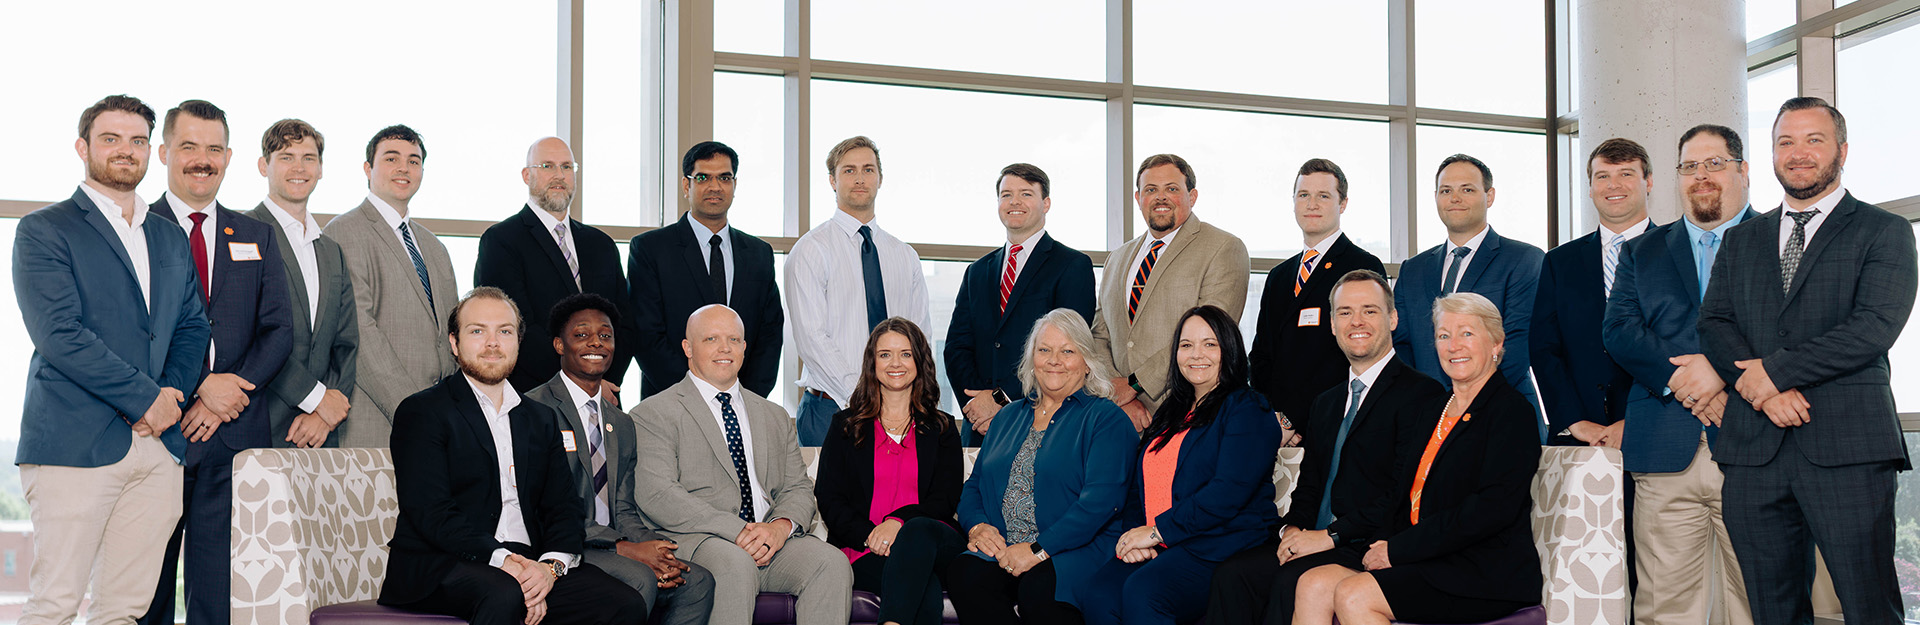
xmin=1383 ymin=373 xmax=1542 ymax=605
xmin=1281 ymin=356 xmax=1445 ymax=544
xmin=1250 ymin=234 xmax=1386 ymax=423
xmin=943 ymin=233 xmax=1095 ymax=403
xmin=814 ymin=409 xmax=965 ymax=551
xmin=475 ymin=206 xmax=636 ymax=392
xmin=380 ymin=374 xmax=585 ymax=606
xmin=627 ymin=214 xmax=784 ymax=398
xmin=1700 ymin=193 xmax=1918 ymax=469
xmin=1530 ymin=229 xmax=1634 ymax=444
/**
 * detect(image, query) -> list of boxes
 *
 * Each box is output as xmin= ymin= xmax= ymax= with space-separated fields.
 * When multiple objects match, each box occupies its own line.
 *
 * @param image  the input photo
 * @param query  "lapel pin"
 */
xmin=605 ymin=423 xmax=613 ymax=432
xmin=224 ymin=227 xmax=234 ymax=235
xmin=1324 ymin=262 xmax=1333 ymax=269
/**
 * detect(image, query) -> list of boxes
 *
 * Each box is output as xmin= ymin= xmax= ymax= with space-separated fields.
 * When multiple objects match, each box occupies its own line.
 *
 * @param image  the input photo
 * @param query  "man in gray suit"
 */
xmin=322 ymin=124 xmax=459 ymax=447
xmin=526 ymin=293 xmax=714 ymax=625
xmin=630 ymin=305 xmax=853 ymax=625
xmin=250 ymin=119 xmax=358 ymax=448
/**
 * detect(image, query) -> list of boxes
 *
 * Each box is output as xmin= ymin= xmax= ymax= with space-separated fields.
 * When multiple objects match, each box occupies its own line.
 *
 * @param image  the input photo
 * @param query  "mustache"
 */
xmin=184 ymin=164 xmax=217 ymax=175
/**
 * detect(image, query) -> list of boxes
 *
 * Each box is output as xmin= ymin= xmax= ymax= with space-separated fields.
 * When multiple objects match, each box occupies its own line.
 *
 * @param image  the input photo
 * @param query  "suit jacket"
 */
xmin=1392 ymin=227 xmax=1546 ymax=430
xmin=1531 ymin=228 xmax=1634 ymax=445
xmin=525 ymin=372 xmax=668 ymax=548
xmin=1280 ymin=356 xmax=1445 ymax=544
xmin=1249 ymin=234 xmax=1387 ymax=422
xmin=323 ymin=199 xmax=459 ymax=447
xmin=814 ymin=409 xmax=965 ymax=552
xmin=627 ymin=215 xmax=784 ymax=398
xmin=1699 ymin=193 xmax=1917 ymax=469
xmin=1091 ymin=218 xmax=1251 ymax=408
xmin=380 ymin=374 xmax=584 ymax=606
xmin=1601 ymin=210 xmax=1758 ymax=473
xmin=944 ymin=233 xmax=1096 ymax=404
xmin=151 ymin=197 xmax=294 ymax=453
xmin=476 ymin=206 xmax=636 ymax=392
xmin=15 ymin=188 xmax=206 ymax=466
xmin=1120 ymin=388 xmax=1282 ymax=562
xmin=249 ymin=203 xmax=359 ymax=448
xmin=628 ymin=376 xmax=815 ymax=545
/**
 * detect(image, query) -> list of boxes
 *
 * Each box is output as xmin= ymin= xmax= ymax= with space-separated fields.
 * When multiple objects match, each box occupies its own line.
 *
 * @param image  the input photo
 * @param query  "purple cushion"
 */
xmin=310 ymin=601 xmax=468 ymax=625
xmin=752 ymin=593 xmax=797 ymax=625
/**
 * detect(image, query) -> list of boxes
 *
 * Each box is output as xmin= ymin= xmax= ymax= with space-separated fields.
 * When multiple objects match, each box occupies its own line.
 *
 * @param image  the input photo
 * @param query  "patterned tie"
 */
xmin=859 ymin=225 xmax=887 ymax=330
xmin=1602 ymin=233 xmax=1624 ymax=298
xmin=1129 ymin=239 xmax=1167 ymax=323
xmin=1696 ymin=231 xmax=1719 ymax=302
xmin=1781 ymin=209 xmax=1820 ymax=294
xmin=188 ymin=211 xmax=210 ymax=302
xmin=1316 ymin=379 xmax=1367 ymax=529
xmin=999 ymin=244 xmax=1023 ymax=314
xmin=554 ymin=223 xmax=580 ymax=289
xmin=1294 ymin=249 xmax=1319 ymax=296
xmin=716 ymin=392 xmax=756 ymax=522
xmin=398 ymin=221 xmax=434 ymax=311
xmin=1440 ymin=245 xmax=1471 ymax=294
xmin=585 ymin=398 xmax=608 ymax=526
xmin=709 ymin=233 xmax=728 ymax=306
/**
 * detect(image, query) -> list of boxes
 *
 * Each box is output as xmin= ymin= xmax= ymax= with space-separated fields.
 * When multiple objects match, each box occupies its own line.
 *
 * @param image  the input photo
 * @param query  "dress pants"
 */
xmin=946 ymin=554 xmax=1083 ymax=625
xmin=1632 ymin=434 xmax=1750 ymax=625
xmin=798 ymin=392 xmax=837 ymax=447
xmin=389 ymin=560 xmax=647 ymax=625
xmin=19 ymin=435 xmax=183 ymax=625
xmin=581 ymin=547 xmax=716 ymax=625
xmin=1084 ymin=544 xmax=1222 ymax=625
xmin=1206 ymin=539 xmax=1364 ymax=625
xmin=683 ymin=533 xmax=852 ymax=625
xmin=848 ymin=517 xmax=968 ymax=625
xmin=139 ymin=441 xmax=236 ymax=625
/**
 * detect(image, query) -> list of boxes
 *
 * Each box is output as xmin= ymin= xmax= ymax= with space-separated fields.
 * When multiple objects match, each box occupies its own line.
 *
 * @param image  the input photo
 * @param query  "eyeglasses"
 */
xmin=688 ymin=173 xmax=737 ymax=184
xmin=526 ymin=163 xmax=579 ymax=172
xmin=1675 ymin=157 xmax=1741 ymax=175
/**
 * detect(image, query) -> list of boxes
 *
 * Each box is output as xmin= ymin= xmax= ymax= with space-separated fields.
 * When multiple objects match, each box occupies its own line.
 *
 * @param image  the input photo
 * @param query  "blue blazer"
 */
xmin=958 ymin=389 xmax=1134 ymax=607
xmin=944 ymin=233 xmax=1095 ymax=406
xmin=1121 ymin=388 xmax=1279 ymax=562
xmin=14 ymin=188 xmax=208 ymax=466
xmin=1530 ymin=229 xmax=1633 ymax=445
xmin=151 ymin=197 xmax=294 ymax=453
xmin=1393 ymin=227 xmax=1545 ymax=436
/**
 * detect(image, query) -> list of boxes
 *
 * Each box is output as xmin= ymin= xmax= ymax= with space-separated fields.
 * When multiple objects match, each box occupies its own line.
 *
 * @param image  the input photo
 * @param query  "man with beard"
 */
xmin=1603 ymin=124 xmax=1757 ymax=625
xmin=141 ymin=99 xmax=294 ymax=625
xmin=477 ymin=137 xmax=635 ymax=393
xmin=786 ymin=136 xmax=930 ymax=445
xmin=14 ymin=95 xmax=208 ymax=625
xmin=1700 ymin=98 xmax=1917 ymax=625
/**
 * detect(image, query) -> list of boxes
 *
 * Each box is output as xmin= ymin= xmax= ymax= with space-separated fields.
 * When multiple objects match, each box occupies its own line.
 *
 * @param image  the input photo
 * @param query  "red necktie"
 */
xmin=999 ymin=244 xmax=1022 ymax=314
xmin=188 ymin=212 xmax=210 ymax=302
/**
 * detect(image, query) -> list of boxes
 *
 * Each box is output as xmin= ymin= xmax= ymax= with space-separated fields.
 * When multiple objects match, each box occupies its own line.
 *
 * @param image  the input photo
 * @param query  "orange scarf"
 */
xmin=1409 ymin=399 xmax=1468 ymax=525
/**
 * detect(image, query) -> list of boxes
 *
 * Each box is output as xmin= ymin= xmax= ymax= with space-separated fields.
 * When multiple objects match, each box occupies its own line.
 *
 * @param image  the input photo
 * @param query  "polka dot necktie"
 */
xmin=716 ymin=392 xmax=755 ymax=522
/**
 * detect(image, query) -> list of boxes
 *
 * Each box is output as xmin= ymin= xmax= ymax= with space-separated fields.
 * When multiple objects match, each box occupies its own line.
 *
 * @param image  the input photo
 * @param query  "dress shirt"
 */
xmin=1004 ymin=228 xmax=1046 ymax=284
xmin=1681 ymin=208 xmax=1751 ymax=285
xmin=527 ymin=202 xmax=580 ymax=270
xmin=1303 ymin=229 xmax=1342 ymax=261
xmin=1777 ymin=185 xmax=1845 ymax=257
xmin=787 ymin=210 xmax=932 ymax=406
xmin=466 ymin=375 xmax=578 ymax=569
xmin=687 ymin=373 xmax=773 ymax=522
xmin=1129 ymin=224 xmax=1183 ymax=285
xmin=366 ymin=193 xmax=415 ymax=250
xmin=1343 ymin=348 xmax=1396 ymax=418
xmin=689 ymin=217 xmax=736 ymax=298
xmin=1439 ymin=225 xmax=1491 ymax=290
xmin=78 ymin=182 xmax=151 ymax=310
xmin=165 ymin=190 xmax=219 ymax=365
xmin=560 ymin=374 xmax=610 ymax=525
xmin=262 ymin=197 xmax=330 ymax=413
xmin=1601 ymin=218 xmax=1652 ymax=244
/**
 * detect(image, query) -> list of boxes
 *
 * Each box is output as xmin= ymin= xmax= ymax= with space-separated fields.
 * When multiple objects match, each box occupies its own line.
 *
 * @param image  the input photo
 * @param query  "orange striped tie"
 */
xmin=1128 ymin=240 xmax=1166 ymax=323
xmin=1294 ymin=249 xmax=1319 ymax=296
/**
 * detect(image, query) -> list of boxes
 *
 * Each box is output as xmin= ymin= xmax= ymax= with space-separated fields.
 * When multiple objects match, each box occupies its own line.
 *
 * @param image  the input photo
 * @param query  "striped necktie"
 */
xmin=1295 ymin=249 xmax=1319 ymax=296
xmin=1129 ymin=239 xmax=1167 ymax=323
xmin=1602 ymin=233 xmax=1624 ymax=298
xmin=585 ymin=398 xmax=608 ymax=525
xmin=999 ymin=244 xmax=1023 ymax=314
xmin=555 ymin=223 xmax=580 ymax=289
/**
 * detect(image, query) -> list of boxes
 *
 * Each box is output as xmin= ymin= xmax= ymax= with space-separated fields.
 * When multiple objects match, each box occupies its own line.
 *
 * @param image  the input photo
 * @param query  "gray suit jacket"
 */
xmin=1091 ymin=217 xmax=1251 ymax=408
xmin=525 ymin=372 xmax=669 ymax=548
xmin=628 ymin=376 xmax=815 ymax=545
xmin=250 ymin=203 xmax=359 ymax=448
xmin=322 ymin=199 xmax=459 ymax=447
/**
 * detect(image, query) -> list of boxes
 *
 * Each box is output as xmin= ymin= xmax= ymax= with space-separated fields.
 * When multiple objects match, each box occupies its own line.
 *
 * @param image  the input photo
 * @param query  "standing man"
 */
xmin=142 ymin=99 xmax=294 ymax=625
xmin=324 ymin=125 xmax=460 ymax=447
xmin=14 ymin=94 xmax=208 ymax=625
xmin=944 ymin=163 xmax=1095 ymax=444
xmin=629 ymin=141 xmax=784 ymax=399
xmin=1701 ymin=97 xmax=1917 ymax=625
xmin=1093 ymin=153 xmax=1251 ymax=428
xmin=786 ymin=136 xmax=929 ymax=445
xmin=1249 ymin=158 xmax=1386 ymax=438
xmin=1604 ymin=124 xmax=1758 ymax=625
xmin=250 ymin=119 xmax=359 ymax=449
xmin=476 ymin=137 xmax=635 ymax=393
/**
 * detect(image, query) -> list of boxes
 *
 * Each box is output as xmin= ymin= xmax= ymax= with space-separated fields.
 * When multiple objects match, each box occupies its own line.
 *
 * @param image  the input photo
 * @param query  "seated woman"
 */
xmin=1083 ymin=305 xmax=1283 ymax=625
xmin=815 ymin=317 xmax=966 ymax=625
xmin=1294 ymin=292 xmax=1543 ymax=625
xmin=946 ymin=308 xmax=1137 ymax=625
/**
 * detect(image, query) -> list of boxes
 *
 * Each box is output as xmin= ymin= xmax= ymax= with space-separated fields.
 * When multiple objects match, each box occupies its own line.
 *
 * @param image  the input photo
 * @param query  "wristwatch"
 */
xmin=540 ymin=558 xmax=568 ymax=578
xmin=991 ymin=389 xmax=1011 ymax=405
xmin=1326 ymin=529 xmax=1342 ymax=546
xmin=1031 ymin=541 xmax=1049 ymax=561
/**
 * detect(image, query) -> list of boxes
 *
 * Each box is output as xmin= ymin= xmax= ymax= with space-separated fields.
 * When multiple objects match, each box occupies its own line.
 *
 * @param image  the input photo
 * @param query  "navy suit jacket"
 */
xmin=15 ymin=188 xmax=207 ymax=466
xmin=626 ymin=214 xmax=784 ymax=398
xmin=1249 ymin=234 xmax=1386 ymax=422
xmin=1531 ymin=228 xmax=1634 ymax=445
xmin=151 ymin=197 xmax=294 ymax=453
xmin=1393 ymin=227 xmax=1545 ymax=436
xmin=943 ymin=233 xmax=1095 ymax=404
xmin=1120 ymin=388 xmax=1282 ymax=562
xmin=475 ymin=206 xmax=635 ymax=392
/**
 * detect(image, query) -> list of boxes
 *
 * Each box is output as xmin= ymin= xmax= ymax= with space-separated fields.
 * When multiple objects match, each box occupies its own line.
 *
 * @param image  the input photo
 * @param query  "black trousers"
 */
xmin=1206 ymin=539 xmax=1364 ymax=625
xmin=946 ymin=553 xmax=1083 ymax=625
xmin=391 ymin=559 xmax=648 ymax=625
xmin=850 ymin=517 xmax=968 ymax=625
xmin=138 ymin=441 xmax=237 ymax=625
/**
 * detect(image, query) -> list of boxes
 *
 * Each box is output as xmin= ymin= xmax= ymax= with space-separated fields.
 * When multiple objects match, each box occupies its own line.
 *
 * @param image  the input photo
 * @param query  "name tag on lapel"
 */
xmin=561 ymin=430 xmax=577 ymax=452
xmin=229 ymin=242 xmax=262 ymax=261
xmin=1298 ymin=308 xmax=1322 ymax=327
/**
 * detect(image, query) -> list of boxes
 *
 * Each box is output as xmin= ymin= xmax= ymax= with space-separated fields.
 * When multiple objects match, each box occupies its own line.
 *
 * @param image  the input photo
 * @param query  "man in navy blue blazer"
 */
xmin=1391 ymin=154 xmax=1546 ymax=435
xmin=944 ymin=163 xmax=1095 ymax=445
xmin=14 ymin=95 xmax=209 ymax=625
xmin=138 ymin=100 xmax=295 ymax=625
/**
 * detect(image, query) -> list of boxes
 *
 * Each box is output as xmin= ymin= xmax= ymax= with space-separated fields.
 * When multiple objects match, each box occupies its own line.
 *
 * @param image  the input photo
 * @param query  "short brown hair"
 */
xmin=996 ymin=163 xmax=1050 ymax=198
xmin=1135 ymin=153 xmax=1196 ymax=189
xmin=366 ymin=124 xmax=427 ymax=166
xmin=163 ymin=100 xmax=229 ymax=143
xmin=1587 ymin=137 xmax=1650 ymax=178
xmin=78 ymin=94 xmax=155 ymax=141
xmin=1774 ymin=96 xmax=1848 ymax=144
xmin=447 ymin=286 xmax=524 ymax=337
xmin=261 ymin=119 xmax=326 ymax=161
xmin=1296 ymin=158 xmax=1349 ymax=200
xmin=1330 ymin=269 xmax=1394 ymax=306
xmin=826 ymin=135 xmax=882 ymax=175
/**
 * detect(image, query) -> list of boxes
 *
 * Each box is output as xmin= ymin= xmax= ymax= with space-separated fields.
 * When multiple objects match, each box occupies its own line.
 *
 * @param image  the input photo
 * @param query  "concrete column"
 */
xmin=1577 ymin=0 xmax=1746 ymax=230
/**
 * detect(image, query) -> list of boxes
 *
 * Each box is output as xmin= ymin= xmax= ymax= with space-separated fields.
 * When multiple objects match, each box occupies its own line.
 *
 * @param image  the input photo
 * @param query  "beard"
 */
xmin=534 ymin=186 xmax=573 ymax=213
xmin=1686 ymin=183 xmax=1725 ymax=223
xmin=1777 ymin=152 xmax=1843 ymax=201
xmin=459 ymin=350 xmax=515 ymax=386
xmin=87 ymin=151 xmax=145 ymax=192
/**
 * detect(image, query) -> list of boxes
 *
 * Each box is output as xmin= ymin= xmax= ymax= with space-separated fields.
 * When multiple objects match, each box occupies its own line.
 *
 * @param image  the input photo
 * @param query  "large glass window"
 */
xmin=585 ymin=0 xmax=664 ymax=227
xmin=810 ymin=0 xmax=1105 ymax=81
xmin=712 ymin=72 xmax=790 ymax=238
xmin=1415 ymin=0 xmax=1546 ymax=117
xmin=716 ymin=0 xmax=784 ymax=56
xmin=1892 ymin=222 xmax=1920 ymax=413
xmin=1415 ymin=126 xmax=1550 ymax=252
xmin=1134 ymin=1 xmax=1388 ymax=104
xmin=1747 ymin=60 xmax=1797 ymax=212
xmin=1837 ymin=20 xmax=1920 ymax=203
xmin=1747 ymin=0 xmax=1797 ymax=41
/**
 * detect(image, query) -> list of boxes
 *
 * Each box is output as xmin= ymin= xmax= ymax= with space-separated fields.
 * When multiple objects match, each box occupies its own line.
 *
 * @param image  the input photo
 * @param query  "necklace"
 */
xmin=881 ymin=418 xmax=911 ymax=435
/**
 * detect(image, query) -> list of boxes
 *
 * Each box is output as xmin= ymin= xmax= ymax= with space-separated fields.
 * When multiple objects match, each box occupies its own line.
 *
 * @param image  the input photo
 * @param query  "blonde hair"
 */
xmin=1431 ymin=292 xmax=1505 ymax=353
xmin=1016 ymin=309 xmax=1115 ymax=400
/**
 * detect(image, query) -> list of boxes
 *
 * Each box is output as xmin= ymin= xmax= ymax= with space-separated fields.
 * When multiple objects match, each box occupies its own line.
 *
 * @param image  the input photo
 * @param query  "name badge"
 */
xmin=1298 ymin=308 xmax=1322 ymax=327
xmin=229 ymin=242 xmax=262 ymax=261
xmin=561 ymin=430 xmax=577 ymax=452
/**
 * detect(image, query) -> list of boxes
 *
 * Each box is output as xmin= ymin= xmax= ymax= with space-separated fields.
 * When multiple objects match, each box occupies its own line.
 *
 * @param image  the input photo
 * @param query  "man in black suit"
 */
xmin=476 ymin=137 xmax=635 ymax=393
xmin=1249 ymin=158 xmax=1386 ymax=441
xmin=943 ymin=163 xmax=1095 ymax=445
xmin=1206 ymin=269 xmax=1445 ymax=624
xmin=379 ymin=287 xmax=646 ymax=625
xmin=1701 ymin=97 xmax=1918 ymax=625
xmin=628 ymin=141 xmax=784 ymax=398
xmin=140 ymin=100 xmax=294 ymax=625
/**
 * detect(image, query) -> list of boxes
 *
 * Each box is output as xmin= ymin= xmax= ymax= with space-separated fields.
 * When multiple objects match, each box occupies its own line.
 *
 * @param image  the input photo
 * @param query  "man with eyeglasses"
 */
xmin=477 ymin=136 xmax=637 ymax=393
xmin=628 ymin=141 xmax=784 ymax=400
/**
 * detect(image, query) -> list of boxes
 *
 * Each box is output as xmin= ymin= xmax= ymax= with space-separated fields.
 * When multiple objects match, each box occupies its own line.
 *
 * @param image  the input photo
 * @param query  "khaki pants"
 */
xmin=1631 ymin=433 xmax=1751 ymax=625
xmin=20 ymin=435 xmax=184 ymax=625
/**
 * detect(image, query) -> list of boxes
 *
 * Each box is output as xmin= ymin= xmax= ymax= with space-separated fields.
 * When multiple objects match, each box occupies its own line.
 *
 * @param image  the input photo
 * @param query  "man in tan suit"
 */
xmin=1093 ymin=153 xmax=1251 ymax=428
xmin=323 ymin=124 xmax=459 ymax=447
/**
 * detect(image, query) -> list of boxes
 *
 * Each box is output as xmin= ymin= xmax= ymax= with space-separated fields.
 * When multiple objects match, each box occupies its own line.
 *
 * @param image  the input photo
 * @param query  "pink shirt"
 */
xmin=843 ymin=423 xmax=920 ymax=562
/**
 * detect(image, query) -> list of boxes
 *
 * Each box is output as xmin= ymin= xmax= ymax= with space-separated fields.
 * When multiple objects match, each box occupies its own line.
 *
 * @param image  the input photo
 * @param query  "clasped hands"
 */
xmin=181 ymin=373 xmax=255 ymax=443
xmin=1274 ymin=526 xmax=1335 ymax=564
xmin=497 ymin=553 xmax=556 ymax=625
xmin=1115 ymin=525 xmax=1163 ymax=563
xmin=615 ymin=539 xmax=691 ymax=588
xmin=734 ymin=518 xmax=794 ymax=566
xmin=968 ymin=523 xmax=1045 ymax=575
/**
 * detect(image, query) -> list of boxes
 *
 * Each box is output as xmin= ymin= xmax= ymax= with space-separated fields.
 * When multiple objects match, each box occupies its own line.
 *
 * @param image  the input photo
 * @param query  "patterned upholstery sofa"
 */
xmin=232 ymin=446 xmax=1625 ymax=625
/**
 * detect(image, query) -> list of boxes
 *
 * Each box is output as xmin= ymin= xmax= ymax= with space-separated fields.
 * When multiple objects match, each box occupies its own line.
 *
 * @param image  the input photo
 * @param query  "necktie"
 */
xmin=1696 ymin=231 xmax=1719 ymax=301
xmin=1440 ymin=245 xmax=1472 ymax=294
xmin=554 ymin=223 xmax=580 ymax=290
xmin=1782 ymin=210 xmax=1820 ymax=294
xmin=188 ymin=212 xmax=210 ymax=302
xmin=1295 ymin=249 xmax=1319 ymax=296
xmin=1129 ymin=239 xmax=1167 ymax=323
xmin=709 ymin=233 xmax=728 ymax=306
xmin=398 ymin=221 xmax=434 ymax=311
xmin=859 ymin=225 xmax=887 ymax=330
xmin=1316 ymin=379 xmax=1367 ymax=529
xmin=716 ymin=392 xmax=756 ymax=522
xmin=1602 ymin=233 xmax=1624 ymax=297
xmin=999 ymin=244 xmax=1023 ymax=314
xmin=585 ymin=398 xmax=608 ymax=526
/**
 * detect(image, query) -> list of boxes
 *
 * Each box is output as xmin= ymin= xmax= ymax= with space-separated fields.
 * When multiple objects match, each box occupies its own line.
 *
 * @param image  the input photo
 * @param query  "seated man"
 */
xmin=526 ymin=293 xmax=715 ymax=625
xmin=379 ymin=287 xmax=646 ymax=625
xmin=630 ymin=304 xmax=854 ymax=625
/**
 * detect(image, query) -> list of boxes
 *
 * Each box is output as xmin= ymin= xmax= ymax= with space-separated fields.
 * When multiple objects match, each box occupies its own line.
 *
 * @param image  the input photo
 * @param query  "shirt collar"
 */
xmin=78 ymin=182 xmax=147 ymax=228
xmin=1305 ymin=230 xmax=1342 ymax=258
xmin=1350 ymin=348 xmax=1396 ymax=388
xmin=529 ymin=202 xmax=569 ymax=233
xmin=687 ymin=372 xmax=746 ymax=406
xmin=1789 ymin=185 xmax=1848 ymax=215
xmin=1009 ymin=228 xmax=1045 ymax=250
xmin=262 ymin=197 xmax=322 ymax=244
xmin=1448 ymin=225 xmax=1490 ymax=254
xmin=561 ymin=374 xmax=598 ymax=415
xmin=1683 ymin=206 xmax=1752 ymax=240
xmin=465 ymin=374 xmax=522 ymax=416
xmin=164 ymin=190 xmax=217 ymax=217
xmin=367 ymin=193 xmax=408 ymax=230
xmin=829 ymin=209 xmax=880 ymax=239
xmin=1600 ymin=218 xmax=1651 ymax=242
xmin=689 ymin=214 xmax=730 ymax=246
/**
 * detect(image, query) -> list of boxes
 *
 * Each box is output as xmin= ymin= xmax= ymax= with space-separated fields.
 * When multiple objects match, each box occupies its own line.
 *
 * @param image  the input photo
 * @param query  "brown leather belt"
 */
xmin=804 ymin=388 xmax=833 ymax=401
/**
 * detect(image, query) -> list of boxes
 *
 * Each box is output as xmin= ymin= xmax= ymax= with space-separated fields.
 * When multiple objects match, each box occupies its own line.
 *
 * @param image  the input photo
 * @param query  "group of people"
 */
xmin=11 ymin=89 xmax=1913 ymax=625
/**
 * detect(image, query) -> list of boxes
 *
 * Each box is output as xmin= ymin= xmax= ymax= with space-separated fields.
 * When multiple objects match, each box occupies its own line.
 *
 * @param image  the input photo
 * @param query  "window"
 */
xmin=716 ymin=0 xmax=784 ymax=56
xmin=1747 ymin=60 xmax=1797 ymax=212
xmin=811 ymin=0 xmax=1105 ymax=81
xmin=1416 ymin=126 xmax=1550 ymax=252
xmin=1892 ymin=221 xmax=1920 ymax=413
xmin=712 ymin=72 xmax=790 ymax=238
xmin=1415 ymin=0 xmax=1546 ymax=116
xmin=585 ymin=0 xmax=666 ymax=227
xmin=0 ymin=219 xmax=24 ymax=430
xmin=1747 ymin=0 xmax=1798 ymax=41
xmin=1134 ymin=0 xmax=1389 ymax=104
xmin=1837 ymin=20 xmax=1920 ymax=203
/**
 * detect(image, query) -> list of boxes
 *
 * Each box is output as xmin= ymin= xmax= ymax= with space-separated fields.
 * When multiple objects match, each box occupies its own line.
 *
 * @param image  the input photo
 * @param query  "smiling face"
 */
xmin=1772 ymin=108 xmax=1847 ymax=202
xmin=451 ymin=297 xmax=520 ymax=386
xmin=1293 ymin=172 xmax=1346 ymax=240
xmin=1434 ymin=161 xmax=1494 ymax=237
xmin=78 ymin=110 xmax=152 ymax=193
xmin=1135 ymin=163 xmax=1196 ymax=235
xmin=1588 ymin=157 xmax=1649 ymax=228
xmin=1030 ymin=323 xmax=1090 ymax=398
xmin=1331 ymin=279 xmax=1396 ymax=367
xmin=161 ymin=113 xmax=231 ymax=207
xmin=365 ymin=138 xmax=425 ymax=205
xmin=829 ymin=147 xmax=882 ymax=213
xmin=1434 ymin=310 xmax=1501 ymax=386
xmin=523 ymin=137 xmax=576 ymax=215
xmin=1174 ymin=315 xmax=1223 ymax=396
xmin=683 ymin=306 xmax=746 ymax=388
xmin=260 ymin=138 xmax=322 ymax=207
xmin=554 ymin=307 xmax=614 ymax=382
xmin=871 ymin=330 xmax=917 ymax=394
xmin=1678 ymin=132 xmax=1748 ymax=226
xmin=997 ymin=174 xmax=1049 ymax=240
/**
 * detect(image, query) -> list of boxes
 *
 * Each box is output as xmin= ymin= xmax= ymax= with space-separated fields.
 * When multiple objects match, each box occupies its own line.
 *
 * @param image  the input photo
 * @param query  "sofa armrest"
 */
xmin=1532 ymin=446 xmax=1628 ymax=625
xmin=233 ymin=448 xmax=400 ymax=625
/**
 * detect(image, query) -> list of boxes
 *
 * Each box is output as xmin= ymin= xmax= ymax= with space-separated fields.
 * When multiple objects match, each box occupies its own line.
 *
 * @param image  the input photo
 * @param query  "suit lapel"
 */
xmin=1140 ymin=220 xmax=1206 ymax=307
xmin=1573 ymin=232 xmax=1603 ymax=304
xmin=1664 ymin=224 xmax=1701 ymax=302
xmin=450 ymin=379 xmax=501 ymax=467
xmin=747 ymin=398 xmax=780 ymax=490
xmin=1782 ymin=194 xmax=1856 ymax=308
xmin=1457 ymin=228 xmax=1501 ymax=291
xmin=679 ymin=383 xmax=742 ymax=487
xmin=520 ymin=207 xmax=579 ymax=294
xmin=1348 ymin=359 xmax=1398 ymax=431
xmin=540 ymin=377 xmax=595 ymax=478
xmin=356 ymin=201 xmax=437 ymax=316
xmin=75 ymin=190 xmax=142 ymax=292
xmin=209 ymin=204 xmax=238 ymax=306
xmin=674 ymin=218 xmax=721 ymax=303
xmin=998 ymin=238 xmax=1052 ymax=330
xmin=260 ymin=206 xmax=316 ymax=341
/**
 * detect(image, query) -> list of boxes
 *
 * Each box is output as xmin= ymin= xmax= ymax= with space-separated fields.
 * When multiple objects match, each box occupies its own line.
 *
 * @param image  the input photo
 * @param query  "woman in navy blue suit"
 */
xmin=1082 ymin=305 xmax=1282 ymax=625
